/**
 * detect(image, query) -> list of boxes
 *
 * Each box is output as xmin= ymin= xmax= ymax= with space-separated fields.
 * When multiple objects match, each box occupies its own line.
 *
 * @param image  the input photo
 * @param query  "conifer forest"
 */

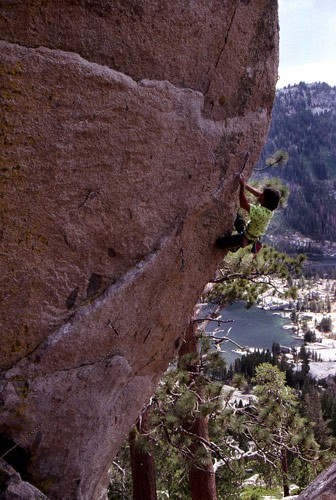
xmin=257 ymin=82 xmax=336 ymax=249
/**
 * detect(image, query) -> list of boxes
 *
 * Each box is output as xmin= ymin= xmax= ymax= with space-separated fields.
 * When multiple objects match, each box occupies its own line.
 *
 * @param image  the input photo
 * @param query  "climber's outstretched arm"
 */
xmin=238 ymin=174 xmax=250 ymax=213
xmin=238 ymin=174 xmax=263 ymax=212
xmin=239 ymin=186 xmax=250 ymax=213
xmin=245 ymin=183 xmax=263 ymax=199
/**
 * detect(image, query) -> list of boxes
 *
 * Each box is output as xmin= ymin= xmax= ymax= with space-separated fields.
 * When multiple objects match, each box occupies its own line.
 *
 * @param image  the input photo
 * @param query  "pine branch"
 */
xmin=208 ymin=334 xmax=248 ymax=352
xmin=253 ymin=149 xmax=289 ymax=171
xmin=179 ymin=427 xmax=236 ymax=473
xmin=242 ymin=427 xmax=278 ymax=466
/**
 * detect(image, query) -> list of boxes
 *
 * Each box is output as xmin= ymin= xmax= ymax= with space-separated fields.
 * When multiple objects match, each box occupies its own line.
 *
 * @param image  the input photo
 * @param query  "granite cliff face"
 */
xmin=0 ymin=1 xmax=279 ymax=498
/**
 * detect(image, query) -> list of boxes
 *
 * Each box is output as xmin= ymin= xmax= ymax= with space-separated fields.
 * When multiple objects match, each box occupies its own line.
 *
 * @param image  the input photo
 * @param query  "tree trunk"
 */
xmin=129 ymin=408 xmax=157 ymax=500
xmin=281 ymin=447 xmax=290 ymax=498
xmin=179 ymin=318 xmax=217 ymax=500
xmin=186 ymin=416 xmax=217 ymax=500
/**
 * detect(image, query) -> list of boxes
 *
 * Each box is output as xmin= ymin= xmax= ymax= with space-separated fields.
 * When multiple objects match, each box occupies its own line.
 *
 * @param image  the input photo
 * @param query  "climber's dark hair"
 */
xmin=262 ymin=186 xmax=280 ymax=211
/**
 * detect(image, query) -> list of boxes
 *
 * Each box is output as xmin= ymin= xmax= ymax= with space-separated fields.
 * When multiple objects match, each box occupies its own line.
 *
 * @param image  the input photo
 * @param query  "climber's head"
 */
xmin=260 ymin=187 xmax=280 ymax=211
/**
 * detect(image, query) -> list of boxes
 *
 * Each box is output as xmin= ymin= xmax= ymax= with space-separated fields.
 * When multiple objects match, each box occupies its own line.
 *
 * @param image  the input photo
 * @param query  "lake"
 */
xmin=205 ymin=302 xmax=303 ymax=365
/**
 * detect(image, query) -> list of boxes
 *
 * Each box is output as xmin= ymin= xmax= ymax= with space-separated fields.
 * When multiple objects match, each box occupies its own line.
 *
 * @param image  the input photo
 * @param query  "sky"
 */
xmin=277 ymin=0 xmax=336 ymax=88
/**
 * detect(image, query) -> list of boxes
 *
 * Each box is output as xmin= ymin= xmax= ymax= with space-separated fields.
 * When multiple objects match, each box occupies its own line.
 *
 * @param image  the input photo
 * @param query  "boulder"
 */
xmin=0 ymin=1 xmax=279 ymax=498
xmin=0 ymin=458 xmax=47 ymax=500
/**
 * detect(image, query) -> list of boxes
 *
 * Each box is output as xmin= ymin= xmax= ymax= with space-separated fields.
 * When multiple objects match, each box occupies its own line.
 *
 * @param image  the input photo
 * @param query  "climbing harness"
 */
xmin=235 ymin=214 xmax=263 ymax=254
xmin=251 ymin=239 xmax=262 ymax=254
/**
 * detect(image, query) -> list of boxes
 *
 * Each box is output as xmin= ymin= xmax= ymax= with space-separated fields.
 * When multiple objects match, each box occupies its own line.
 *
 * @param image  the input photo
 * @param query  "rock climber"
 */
xmin=215 ymin=173 xmax=280 ymax=252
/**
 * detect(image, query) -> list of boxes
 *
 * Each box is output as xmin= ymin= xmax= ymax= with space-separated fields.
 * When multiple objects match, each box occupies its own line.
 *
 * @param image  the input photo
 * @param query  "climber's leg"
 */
xmin=234 ymin=214 xmax=245 ymax=233
xmin=215 ymin=233 xmax=244 ymax=250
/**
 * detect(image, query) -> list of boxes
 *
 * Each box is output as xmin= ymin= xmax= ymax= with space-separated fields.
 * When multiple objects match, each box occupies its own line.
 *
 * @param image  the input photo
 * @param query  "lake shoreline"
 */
xmin=204 ymin=301 xmax=303 ymax=366
xmin=257 ymin=278 xmax=336 ymax=379
xmin=202 ymin=274 xmax=336 ymax=379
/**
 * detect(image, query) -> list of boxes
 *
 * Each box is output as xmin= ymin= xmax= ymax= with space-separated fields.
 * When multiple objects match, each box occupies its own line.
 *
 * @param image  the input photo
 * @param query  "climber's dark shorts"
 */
xmin=215 ymin=233 xmax=252 ymax=250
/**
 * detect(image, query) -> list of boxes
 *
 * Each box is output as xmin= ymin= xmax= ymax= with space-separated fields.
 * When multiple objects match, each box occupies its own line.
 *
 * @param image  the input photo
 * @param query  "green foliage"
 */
xmin=254 ymin=149 xmax=289 ymax=172
xmin=240 ymin=485 xmax=282 ymax=500
xmin=210 ymin=244 xmax=304 ymax=307
xmin=265 ymin=150 xmax=289 ymax=168
xmin=109 ymin=437 xmax=191 ymax=500
xmin=321 ymin=381 xmax=336 ymax=438
xmin=232 ymin=373 xmax=247 ymax=390
xmin=132 ymin=429 xmax=152 ymax=454
xmin=174 ymin=391 xmax=196 ymax=419
xmin=249 ymin=363 xmax=320 ymax=487
xmin=290 ymin=458 xmax=316 ymax=490
xmin=318 ymin=315 xmax=332 ymax=332
xmin=108 ymin=442 xmax=132 ymax=499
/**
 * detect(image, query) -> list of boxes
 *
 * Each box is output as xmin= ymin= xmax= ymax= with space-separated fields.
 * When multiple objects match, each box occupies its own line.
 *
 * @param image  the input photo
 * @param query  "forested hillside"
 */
xmin=256 ymin=82 xmax=336 ymax=251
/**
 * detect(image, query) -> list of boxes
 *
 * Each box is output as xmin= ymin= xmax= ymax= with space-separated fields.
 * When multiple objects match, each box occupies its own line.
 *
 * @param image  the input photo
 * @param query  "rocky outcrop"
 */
xmin=0 ymin=459 xmax=47 ymax=500
xmin=0 ymin=1 xmax=279 ymax=498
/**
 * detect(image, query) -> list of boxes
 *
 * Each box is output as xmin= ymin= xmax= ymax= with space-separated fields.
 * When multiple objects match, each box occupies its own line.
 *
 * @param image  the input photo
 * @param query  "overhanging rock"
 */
xmin=0 ymin=1 xmax=279 ymax=498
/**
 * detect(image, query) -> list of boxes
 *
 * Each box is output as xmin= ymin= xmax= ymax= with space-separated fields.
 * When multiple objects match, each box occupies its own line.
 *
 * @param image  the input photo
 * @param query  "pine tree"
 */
xmin=249 ymin=364 xmax=319 ymax=497
xmin=301 ymin=380 xmax=333 ymax=451
xmin=178 ymin=320 xmax=218 ymax=500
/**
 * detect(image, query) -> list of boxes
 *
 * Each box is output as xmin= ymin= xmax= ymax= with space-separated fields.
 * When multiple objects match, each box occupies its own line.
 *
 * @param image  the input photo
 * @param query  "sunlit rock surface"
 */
xmin=0 ymin=1 xmax=279 ymax=498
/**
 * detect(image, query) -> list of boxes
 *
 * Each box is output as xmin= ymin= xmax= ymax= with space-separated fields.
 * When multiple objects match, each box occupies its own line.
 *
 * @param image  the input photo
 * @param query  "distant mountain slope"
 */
xmin=256 ymin=82 xmax=336 ymax=252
